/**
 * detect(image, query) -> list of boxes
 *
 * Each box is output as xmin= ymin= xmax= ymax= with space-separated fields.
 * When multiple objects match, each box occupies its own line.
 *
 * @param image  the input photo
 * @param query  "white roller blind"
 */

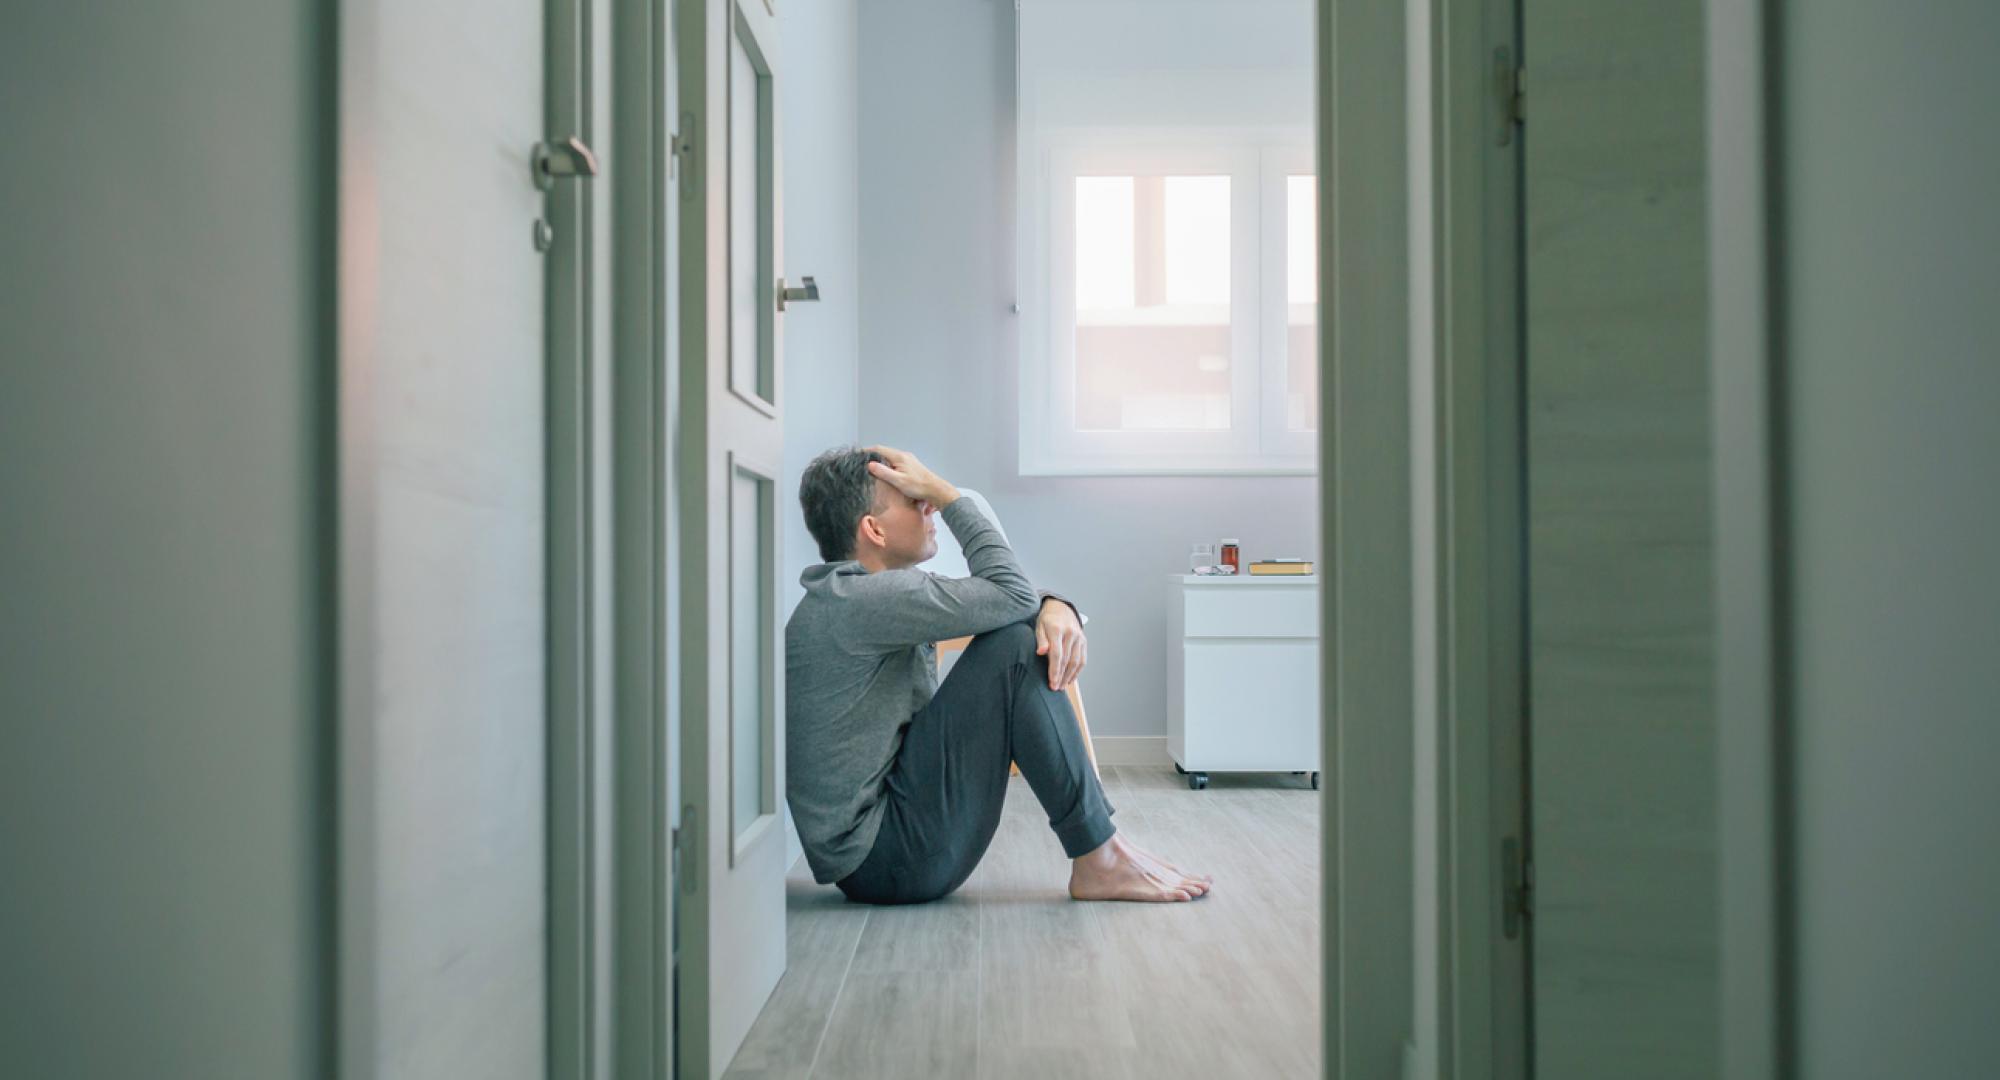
xmin=1016 ymin=0 xmax=1312 ymax=133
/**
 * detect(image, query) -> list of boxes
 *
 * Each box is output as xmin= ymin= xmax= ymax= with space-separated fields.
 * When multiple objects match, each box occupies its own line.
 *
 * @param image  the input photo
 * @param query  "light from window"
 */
xmin=1023 ymin=145 xmax=1314 ymax=472
xmin=1164 ymin=176 xmax=1231 ymax=307
xmin=1072 ymin=174 xmax=1233 ymax=432
xmin=1286 ymin=175 xmax=1317 ymax=305
xmin=1074 ymin=177 xmax=1135 ymax=311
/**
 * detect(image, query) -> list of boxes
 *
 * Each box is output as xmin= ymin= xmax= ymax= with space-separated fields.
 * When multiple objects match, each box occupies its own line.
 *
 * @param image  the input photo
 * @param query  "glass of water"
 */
xmin=1190 ymin=542 xmax=1216 ymax=573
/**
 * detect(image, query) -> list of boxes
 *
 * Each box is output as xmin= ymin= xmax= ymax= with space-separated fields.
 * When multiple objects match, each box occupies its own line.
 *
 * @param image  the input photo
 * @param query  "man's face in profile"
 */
xmin=868 ymin=478 xmax=939 ymax=568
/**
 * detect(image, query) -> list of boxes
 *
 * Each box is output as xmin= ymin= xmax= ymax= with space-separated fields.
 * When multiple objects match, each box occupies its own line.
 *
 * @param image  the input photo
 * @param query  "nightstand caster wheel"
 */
xmin=1188 ymin=772 xmax=1209 ymax=791
xmin=1310 ymin=771 xmax=1321 ymax=791
xmin=1173 ymin=762 xmax=1186 ymax=775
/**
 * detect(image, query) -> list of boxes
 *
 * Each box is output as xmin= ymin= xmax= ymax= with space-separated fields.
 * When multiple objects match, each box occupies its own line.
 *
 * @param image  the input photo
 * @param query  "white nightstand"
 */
xmin=1165 ymin=574 xmax=1322 ymax=790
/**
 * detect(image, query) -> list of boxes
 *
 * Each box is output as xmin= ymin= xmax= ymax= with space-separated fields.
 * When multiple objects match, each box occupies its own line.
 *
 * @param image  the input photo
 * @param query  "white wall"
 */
xmin=780 ymin=0 xmax=861 ymax=870
xmin=781 ymin=0 xmax=862 ymax=614
xmin=858 ymin=0 xmax=1320 ymax=741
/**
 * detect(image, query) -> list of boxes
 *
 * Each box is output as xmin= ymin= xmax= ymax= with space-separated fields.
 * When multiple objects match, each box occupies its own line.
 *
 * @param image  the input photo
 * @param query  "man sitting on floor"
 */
xmin=785 ymin=444 xmax=1212 ymax=905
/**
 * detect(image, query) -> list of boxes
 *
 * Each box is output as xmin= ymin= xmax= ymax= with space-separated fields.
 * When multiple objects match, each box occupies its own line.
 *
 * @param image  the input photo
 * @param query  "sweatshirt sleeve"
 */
xmin=830 ymin=498 xmax=1042 ymax=650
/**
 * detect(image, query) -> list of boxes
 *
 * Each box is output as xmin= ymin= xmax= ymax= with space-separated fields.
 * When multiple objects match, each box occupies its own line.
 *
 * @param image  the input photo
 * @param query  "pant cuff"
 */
xmin=1055 ymin=806 xmax=1118 ymax=859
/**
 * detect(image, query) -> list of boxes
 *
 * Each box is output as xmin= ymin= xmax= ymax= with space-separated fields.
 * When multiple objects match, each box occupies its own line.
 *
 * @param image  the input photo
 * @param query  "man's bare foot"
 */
xmin=1121 ymin=838 xmax=1214 ymax=893
xmin=1068 ymin=833 xmax=1212 ymax=902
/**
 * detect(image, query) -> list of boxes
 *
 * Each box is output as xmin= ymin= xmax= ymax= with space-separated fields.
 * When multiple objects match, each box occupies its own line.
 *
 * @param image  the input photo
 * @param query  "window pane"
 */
xmin=729 ymin=31 xmax=771 ymax=403
xmin=1075 ymin=177 xmax=1135 ymax=311
xmin=730 ymin=465 xmax=772 ymax=841
xmin=1164 ymin=176 xmax=1231 ymax=306
xmin=1287 ymin=175 xmax=1317 ymax=304
xmin=1285 ymin=174 xmax=1319 ymax=431
xmin=1073 ymin=174 xmax=1232 ymax=432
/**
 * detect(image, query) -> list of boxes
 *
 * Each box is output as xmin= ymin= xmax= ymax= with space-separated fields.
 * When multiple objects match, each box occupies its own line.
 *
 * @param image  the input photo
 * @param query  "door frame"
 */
xmin=546 ymin=0 xmax=601 ymax=1072
xmin=1428 ymin=0 xmax=1528 ymax=1076
xmin=1316 ymin=0 xmax=1415 ymax=1075
xmin=608 ymin=0 xmax=681 ymax=1076
xmin=1316 ymin=0 xmax=1527 ymax=1075
xmin=334 ymin=0 xmax=381 ymax=1072
xmin=1397 ymin=0 xmax=1767 ymax=1074
xmin=1706 ymin=0 xmax=1787 ymax=1075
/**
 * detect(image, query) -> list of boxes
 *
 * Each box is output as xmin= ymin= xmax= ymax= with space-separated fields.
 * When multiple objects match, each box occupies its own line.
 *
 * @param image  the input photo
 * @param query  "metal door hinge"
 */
xmin=1502 ymin=836 xmax=1533 ymax=939
xmin=1495 ymin=48 xmax=1525 ymax=146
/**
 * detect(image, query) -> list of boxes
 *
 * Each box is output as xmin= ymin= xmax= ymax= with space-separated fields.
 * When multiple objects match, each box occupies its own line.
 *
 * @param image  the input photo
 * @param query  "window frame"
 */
xmin=1260 ymin=146 xmax=1319 ymax=459
xmin=1021 ymin=130 xmax=1316 ymax=477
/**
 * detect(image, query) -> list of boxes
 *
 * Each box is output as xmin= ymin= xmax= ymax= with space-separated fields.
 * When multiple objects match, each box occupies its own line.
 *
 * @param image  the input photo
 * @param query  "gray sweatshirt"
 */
xmin=784 ymin=497 xmax=1043 ymax=884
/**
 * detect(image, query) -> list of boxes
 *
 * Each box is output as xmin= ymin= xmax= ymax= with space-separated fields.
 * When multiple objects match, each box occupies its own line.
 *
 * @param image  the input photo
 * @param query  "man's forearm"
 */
xmin=937 ymin=498 xmax=1040 ymax=616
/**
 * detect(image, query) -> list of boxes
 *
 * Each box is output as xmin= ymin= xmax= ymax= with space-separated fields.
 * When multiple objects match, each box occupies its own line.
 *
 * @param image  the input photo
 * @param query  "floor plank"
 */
xmin=721 ymin=871 xmax=870 ymax=1079
xmin=847 ymin=892 xmax=980 ymax=974
xmin=811 ymin=971 xmax=979 ymax=1080
xmin=726 ymin=765 xmax=1320 ymax=1079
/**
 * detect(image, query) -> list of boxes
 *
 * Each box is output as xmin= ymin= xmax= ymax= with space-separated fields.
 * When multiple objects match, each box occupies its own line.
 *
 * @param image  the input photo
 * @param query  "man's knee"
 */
xmin=968 ymin=619 xmax=1039 ymax=666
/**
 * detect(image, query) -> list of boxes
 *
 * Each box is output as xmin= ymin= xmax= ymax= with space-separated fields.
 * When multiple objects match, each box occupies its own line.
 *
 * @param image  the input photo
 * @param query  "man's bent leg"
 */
xmin=978 ymin=624 xmax=1119 ymax=858
xmin=836 ymin=620 xmax=1116 ymax=905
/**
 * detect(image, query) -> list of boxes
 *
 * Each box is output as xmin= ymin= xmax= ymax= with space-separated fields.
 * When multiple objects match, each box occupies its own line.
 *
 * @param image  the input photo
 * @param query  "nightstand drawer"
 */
xmin=1182 ymin=584 xmax=1318 ymax=638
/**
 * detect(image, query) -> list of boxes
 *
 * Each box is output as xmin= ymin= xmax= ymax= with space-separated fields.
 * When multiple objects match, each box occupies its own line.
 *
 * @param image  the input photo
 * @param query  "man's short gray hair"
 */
xmin=799 ymin=446 xmax=888 ymax=562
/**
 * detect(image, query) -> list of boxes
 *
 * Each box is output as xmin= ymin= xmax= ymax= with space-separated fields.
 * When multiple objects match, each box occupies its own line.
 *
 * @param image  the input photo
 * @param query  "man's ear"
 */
xmin=855 ymin=514 xmax=885 ymax=551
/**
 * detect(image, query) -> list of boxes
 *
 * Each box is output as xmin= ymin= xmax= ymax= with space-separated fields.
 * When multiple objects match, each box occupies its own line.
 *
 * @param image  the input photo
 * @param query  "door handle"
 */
xmin=532 ymin=136 xmax=600 ymax=190
xmin=776 ymin=276 xmax=820 ymax=312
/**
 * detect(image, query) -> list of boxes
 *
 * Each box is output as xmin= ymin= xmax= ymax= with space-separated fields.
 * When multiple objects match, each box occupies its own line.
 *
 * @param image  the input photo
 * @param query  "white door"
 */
xmin=1521 ymin=0 xmax=1718 ymax=1075
xmin=676 ymin=0 xmax=789 ymax=1076
xmin=366 ymin=0 xmax=566 ymax=1076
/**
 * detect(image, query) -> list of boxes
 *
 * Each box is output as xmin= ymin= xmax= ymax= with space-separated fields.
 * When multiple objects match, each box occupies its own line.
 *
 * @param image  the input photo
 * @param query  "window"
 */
xmin=1022 ymin=139 xmax=1317 ymax=474
xmin=1013 ymin=0 xmax=1315 ymax=474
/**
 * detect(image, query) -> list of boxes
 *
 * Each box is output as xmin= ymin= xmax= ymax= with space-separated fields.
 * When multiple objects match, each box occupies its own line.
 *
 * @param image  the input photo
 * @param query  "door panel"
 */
xmin=729 ymin=456 xmax=780 ymax=858
xmin=1522 ymin=1 xmax=1717 ymax=1075
xmin=371 ymin=0 xmax=550 ymax=1075
xmin=729 ymin=27 xmax=778 ymax=410
xmin=678 ymin=1 xmax=789 ymax=1076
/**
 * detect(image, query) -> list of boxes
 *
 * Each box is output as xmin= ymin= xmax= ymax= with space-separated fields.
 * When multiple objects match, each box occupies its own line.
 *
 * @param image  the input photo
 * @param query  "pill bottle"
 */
xmin=1220 ymin=539 xmax=1241 ymax=574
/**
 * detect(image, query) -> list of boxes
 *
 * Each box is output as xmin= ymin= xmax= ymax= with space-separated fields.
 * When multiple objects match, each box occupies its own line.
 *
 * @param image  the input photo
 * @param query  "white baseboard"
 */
xmin=1090 ymin=735 xmax=1171 ymax=766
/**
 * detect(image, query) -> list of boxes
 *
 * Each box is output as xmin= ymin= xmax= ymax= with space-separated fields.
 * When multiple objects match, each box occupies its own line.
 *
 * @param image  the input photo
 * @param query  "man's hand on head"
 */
xmin=1035 ymin=597 xmax=1088 ymax=691
xmin=865 ymin=445 xmax=961 ymax=509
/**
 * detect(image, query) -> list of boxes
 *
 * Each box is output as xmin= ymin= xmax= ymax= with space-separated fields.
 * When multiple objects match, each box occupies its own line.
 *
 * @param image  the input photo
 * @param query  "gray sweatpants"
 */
xmin=835 ymin=619 xmax=1118 ymax=905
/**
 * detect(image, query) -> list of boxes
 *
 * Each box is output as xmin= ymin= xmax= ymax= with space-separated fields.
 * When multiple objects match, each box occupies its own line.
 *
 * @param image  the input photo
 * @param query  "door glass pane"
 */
xmin=1285 ymin=174 xmax=1319 ymax=432
xmin=1073 ymin=174 xmax=1232 ymax=432
xmin=730 ymin=465 xmax=773 ymax=842
xmin=730 ymin=29 xmax=773 ymax=405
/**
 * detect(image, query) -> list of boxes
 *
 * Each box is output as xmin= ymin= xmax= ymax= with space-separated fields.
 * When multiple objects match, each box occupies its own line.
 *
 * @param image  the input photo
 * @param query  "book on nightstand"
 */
xmin=1248 ymin=559 xmax=1314 ymax=576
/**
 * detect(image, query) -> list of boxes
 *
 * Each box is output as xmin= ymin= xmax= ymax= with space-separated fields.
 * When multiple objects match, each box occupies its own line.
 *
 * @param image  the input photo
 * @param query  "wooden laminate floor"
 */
xmin=722 ymin=764 xmax=1322 ymax=1080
